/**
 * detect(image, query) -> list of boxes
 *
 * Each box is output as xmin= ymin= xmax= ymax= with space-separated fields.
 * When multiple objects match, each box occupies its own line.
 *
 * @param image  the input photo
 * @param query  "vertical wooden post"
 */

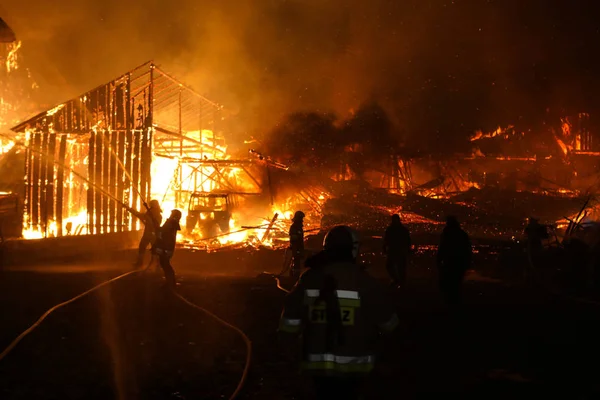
xmin=140 ymin=130 xmax=148 ymax=208
xmin=146 ymin=64 xmax=154 ymax=205
xmin=199 ymin=103 xmax=203 ymax=160
xmin=47 ymin=134 xmax=56 ymax=220
xmin=24 ymin=140 xmax=31 ymax=232
xmin=143 ymin=128 xmax=152 ymax=205
xmin=40 ymin=133 xmax=49 ymax=236
xmin=95 ymin=131 xmax=103 ymax=234
xmin=125 ymin=129 xmax=134 ymax=230
xmin=125 ymin=73 xmax=133 ymax=230
xmin=56 ymin=135 xmax=67 ymax=236
xmin=102 ymin=131 xmax=110 ymax=234
xmin=67 ymin=102 xmax=73 ymax=133
xmin=213 ymin=109 xmax=218 ymax=158
xmin=109 ymin=130 xmax=118 ymax=232
xmin=88 ymin=133 xmax=95 ymax=235
xmin=132 ymin=129 xmax=141 ymax=228
xmin=117 ymin=130 xmax=125 ymax=232
xmin=177 ymin=88 xmax=183 ymax=207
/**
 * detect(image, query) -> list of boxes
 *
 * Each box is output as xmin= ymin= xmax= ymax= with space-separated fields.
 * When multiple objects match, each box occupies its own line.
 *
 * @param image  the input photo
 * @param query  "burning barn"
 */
xmin=3 ymin=61 xmax=337 ymax=251
xmin=7 ymin=62 xmax=295 ymax=247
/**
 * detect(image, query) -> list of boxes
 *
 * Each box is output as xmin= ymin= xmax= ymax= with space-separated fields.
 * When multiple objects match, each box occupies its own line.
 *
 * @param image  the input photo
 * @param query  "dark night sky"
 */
xmin=2 ymin=0 xmax=600 ymax=152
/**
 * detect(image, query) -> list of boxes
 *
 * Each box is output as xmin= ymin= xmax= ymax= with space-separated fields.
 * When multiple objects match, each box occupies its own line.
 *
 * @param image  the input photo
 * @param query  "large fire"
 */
xmin=150 ymin=130 xmax=313 ymax=249
xmin=1 ymin=41 xmax=597 ymax=247
xmin=15 ymin=124 xmax=325 ymax=249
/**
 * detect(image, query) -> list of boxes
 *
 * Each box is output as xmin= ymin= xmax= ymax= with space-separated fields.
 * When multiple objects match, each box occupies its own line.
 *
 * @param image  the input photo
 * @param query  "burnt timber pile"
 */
xmin=1 ymin=60 xmax=599 ymax=263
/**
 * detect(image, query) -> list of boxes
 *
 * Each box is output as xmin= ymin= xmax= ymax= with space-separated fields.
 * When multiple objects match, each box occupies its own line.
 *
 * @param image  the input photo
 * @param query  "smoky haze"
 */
xmin=2 ymin=0 xmax=600 ymax=154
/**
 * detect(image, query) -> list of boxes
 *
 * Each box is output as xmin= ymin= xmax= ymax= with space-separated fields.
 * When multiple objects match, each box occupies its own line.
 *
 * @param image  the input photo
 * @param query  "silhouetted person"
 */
xmin=65 ymin=222 xmax=73 ymax=235
xmin=383 ymin=214 xmax=412 ymax=287
xmin=152 ymin=209 xmax=181 ymax=289
xmin=524 ymin=217 xmax=548 ymax=265
xmin=289 ymin=211 xmax=305 ymax=277
xmin=128 ymin=199 xmax=163 ymax=268
xmin=437 ymin=216 xmax=472 ymax=306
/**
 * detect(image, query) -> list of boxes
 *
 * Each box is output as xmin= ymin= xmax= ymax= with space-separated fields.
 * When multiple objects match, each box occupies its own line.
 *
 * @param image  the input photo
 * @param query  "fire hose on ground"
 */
xmin=0 ymin=135 xmax=253 ymax=398
xmin=0 ymin=261 xmax=253 ymax=400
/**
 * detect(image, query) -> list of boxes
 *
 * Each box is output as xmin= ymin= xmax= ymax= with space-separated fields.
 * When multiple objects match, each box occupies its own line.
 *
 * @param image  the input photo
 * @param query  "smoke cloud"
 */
xmin=2 ymin=0 xmax=600 ymax=154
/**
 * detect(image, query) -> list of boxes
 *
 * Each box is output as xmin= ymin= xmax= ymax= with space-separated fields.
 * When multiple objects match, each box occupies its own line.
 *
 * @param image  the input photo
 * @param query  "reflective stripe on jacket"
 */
xmin=278 ymin=262 xmax=399 ymax=376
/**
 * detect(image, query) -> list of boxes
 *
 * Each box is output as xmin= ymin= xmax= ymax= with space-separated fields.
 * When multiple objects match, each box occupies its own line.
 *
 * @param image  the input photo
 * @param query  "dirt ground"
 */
xmin=1 ymin=244 xmax=600 ymax=399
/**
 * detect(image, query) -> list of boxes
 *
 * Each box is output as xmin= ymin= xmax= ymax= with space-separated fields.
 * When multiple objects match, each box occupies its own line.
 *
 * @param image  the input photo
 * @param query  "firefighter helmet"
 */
xmin=149 ymin=199 xmax=162 ymax=212
xmin=170 ymin=209 xmax=182 ymax=221
xmin=292 ymin=211 xmax=305 ymax=221
xmin=323 ymin=225 xmax=360 ymax=259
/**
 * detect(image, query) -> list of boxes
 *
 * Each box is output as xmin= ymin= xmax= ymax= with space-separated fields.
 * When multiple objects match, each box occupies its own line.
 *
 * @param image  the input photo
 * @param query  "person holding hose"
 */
xmin=128 ymin=199 xmax=163 ymax=268
xmin=279 ymin=225 xmax=399 ymax=399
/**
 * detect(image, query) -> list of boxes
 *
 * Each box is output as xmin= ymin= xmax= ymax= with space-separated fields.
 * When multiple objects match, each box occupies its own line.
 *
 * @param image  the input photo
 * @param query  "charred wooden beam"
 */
xmin=56 ymin=135 xmax=67 ymax=236
xmin=94 ymin=131 xmax=103 ymax=234
xmin=132 ymin=130 xmax=141 ymax=226
xmin=153 ymin=126 xmax=223 ymax=154
xmin=261 ymin=213 xmax=279 ymax=243
xmin=109 ymin=130 xmax=118 ymax=232
xmin=125 ymin=129 xmax=134 ymax=229
xmin=47 ymin=134 xmax=56 ymax=223
xmin=117 ymin=131 xmax=125 ymax=232
xmin=24 ymin=140 xmax=33 ymax=231
xmin=102 ymin=131 xmax=110 ymax=233
xmin=139 ymin=130 xmax=149 ymax=207
xmin=40 ymin=133 xmax=49 ymax=235
xmin=88 ymin=132 xmax=95 ymax=234
xmin=125 ymin=73 xmax=133 ymax=229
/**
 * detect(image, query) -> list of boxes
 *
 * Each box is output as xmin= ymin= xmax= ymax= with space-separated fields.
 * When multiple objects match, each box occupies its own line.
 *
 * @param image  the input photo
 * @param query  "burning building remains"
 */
xmin=0 ymin=54 xmax=598 ymax=249
xmin=6 ymin=61 xmax=330 ymax=249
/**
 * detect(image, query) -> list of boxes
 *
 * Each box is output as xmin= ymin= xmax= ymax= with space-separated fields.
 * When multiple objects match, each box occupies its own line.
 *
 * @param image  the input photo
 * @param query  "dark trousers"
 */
xmin=135 ymin=235 xmax=153 ymax=265
xmin=386 ymin=256 xmax=407 ymax=286
xmin=290 ymin=248 xmax=304 ymax=277
xmin=313 ymin=376 xmax=363 ymax=400
xmin=158 ymin=253 xmax=176 ymax=288
xmin=439 ymin=268 xmax=465 ymax=305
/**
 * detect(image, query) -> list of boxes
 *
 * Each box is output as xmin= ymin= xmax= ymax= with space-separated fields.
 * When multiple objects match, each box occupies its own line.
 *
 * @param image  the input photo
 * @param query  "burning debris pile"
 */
xmin=0 ymin=44 xmax=599 ymax=250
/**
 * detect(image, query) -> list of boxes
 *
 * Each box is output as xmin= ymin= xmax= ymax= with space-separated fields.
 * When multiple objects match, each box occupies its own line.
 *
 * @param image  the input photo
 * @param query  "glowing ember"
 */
xmin=470 ymin=125 xmax=516 ymax=141
xmin=5 ymin=41 xmax=21 ymax=73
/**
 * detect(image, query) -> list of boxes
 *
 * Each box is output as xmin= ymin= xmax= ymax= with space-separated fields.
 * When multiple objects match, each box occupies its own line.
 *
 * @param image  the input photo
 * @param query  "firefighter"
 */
xmin=128 ymin=199 xmax=163 ymax=268
xmin=152 ymin=209 xmax=182 ymax=289
xmin=382 ymin=214 xmax=412 ymax=288
xmin=289 ymin=211 xmax=305 ymax=278
xmin=524 ymin=217 xmax=548 ymax=257
xmin=436 ymin=216 xmax=472 ymax=306
xmin=279 ymin=225 xmax=399 ymax=399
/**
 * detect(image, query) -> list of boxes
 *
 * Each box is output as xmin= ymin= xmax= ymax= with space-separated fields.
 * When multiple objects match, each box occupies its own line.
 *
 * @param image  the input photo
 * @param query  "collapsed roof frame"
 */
xmin=11 ymin=61 xmax=242 ymax=237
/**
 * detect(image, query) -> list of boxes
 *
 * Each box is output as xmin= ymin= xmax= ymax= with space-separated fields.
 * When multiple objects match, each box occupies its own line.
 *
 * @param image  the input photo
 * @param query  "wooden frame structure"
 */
xmin=12 ymin=61 xmax=226 ymax=237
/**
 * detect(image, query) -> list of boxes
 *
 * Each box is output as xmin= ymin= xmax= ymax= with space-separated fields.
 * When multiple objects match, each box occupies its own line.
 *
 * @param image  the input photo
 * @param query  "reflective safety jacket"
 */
xmin=279 ymin=262 xmax=399 ymax=376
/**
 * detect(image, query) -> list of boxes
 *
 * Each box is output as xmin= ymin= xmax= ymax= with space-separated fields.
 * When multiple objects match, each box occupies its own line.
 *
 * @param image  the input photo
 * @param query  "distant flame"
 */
xmin=5 ymin=41 xmax=21 ymax=73
xmin=470 ymin=125 xmax=515 ymax=142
